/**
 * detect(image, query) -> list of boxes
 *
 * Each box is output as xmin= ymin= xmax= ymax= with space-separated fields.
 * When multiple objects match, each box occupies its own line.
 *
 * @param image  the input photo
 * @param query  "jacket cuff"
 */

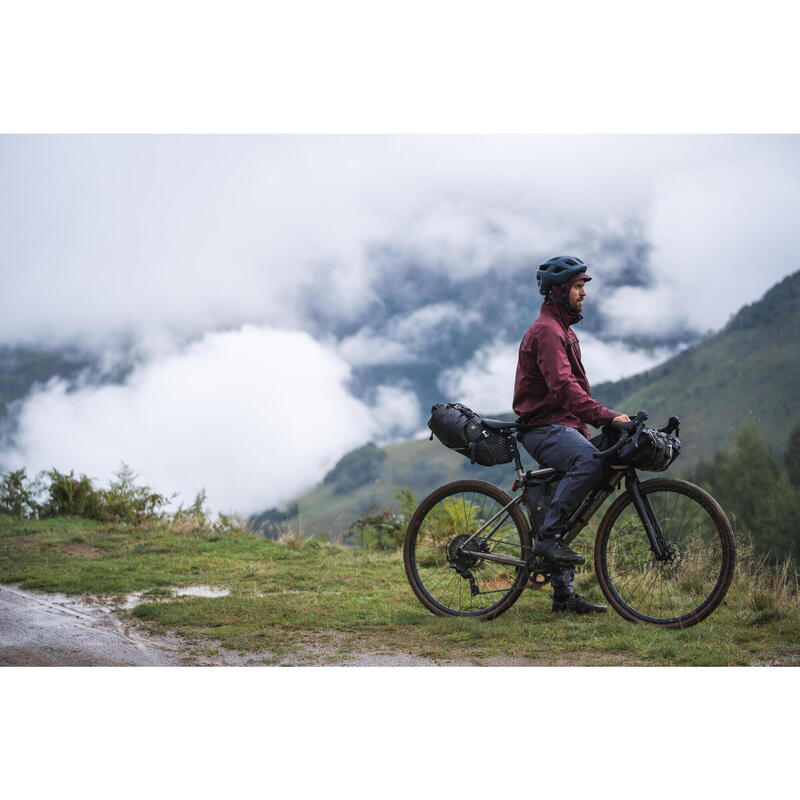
xmin=598 ymin=409 xmax=621 ymax=426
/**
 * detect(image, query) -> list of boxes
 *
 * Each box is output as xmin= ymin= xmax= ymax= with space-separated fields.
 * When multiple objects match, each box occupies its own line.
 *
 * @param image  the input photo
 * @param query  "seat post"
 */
xmin=509 ymin=437 xmax=525 ymax=481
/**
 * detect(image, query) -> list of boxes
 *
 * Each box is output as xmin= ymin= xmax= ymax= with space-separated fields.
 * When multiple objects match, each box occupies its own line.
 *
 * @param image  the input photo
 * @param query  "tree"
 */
xmin=784 ymin=423 xmax=800 ymax=488
xmin=688 ymin=422 xmax=800 ymax=562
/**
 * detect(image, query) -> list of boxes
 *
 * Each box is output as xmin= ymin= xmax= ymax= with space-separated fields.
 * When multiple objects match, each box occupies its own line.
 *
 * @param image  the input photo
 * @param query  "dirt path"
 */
xmin=0 ymin=584 xmax=438 ymax=667
xmin=6 ymin=583 xmax=779 ymax=667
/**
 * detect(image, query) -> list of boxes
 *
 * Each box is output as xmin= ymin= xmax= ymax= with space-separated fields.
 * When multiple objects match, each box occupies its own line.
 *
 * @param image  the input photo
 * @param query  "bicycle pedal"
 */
xmin=527 ymin=556 xmax=558 ymax=573
xmin=526 ymin=555 xmax=555 ymax=587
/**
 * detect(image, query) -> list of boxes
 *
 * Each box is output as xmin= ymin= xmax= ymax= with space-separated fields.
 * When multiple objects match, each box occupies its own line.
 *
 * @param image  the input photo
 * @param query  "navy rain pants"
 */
xmin=518 ymin=424 xmax=608 ymax=599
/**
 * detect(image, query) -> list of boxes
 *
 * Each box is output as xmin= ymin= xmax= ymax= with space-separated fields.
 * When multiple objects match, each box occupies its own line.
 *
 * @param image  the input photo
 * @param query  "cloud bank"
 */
xmin=4 ymin=326 xmax=418 ymax=513
xmin=3 ymin=136 xmax=799 ymax=345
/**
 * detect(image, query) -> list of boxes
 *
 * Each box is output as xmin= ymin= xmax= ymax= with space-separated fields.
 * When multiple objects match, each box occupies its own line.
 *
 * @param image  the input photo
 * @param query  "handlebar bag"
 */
xmin=428 ymin=402 xmax=515 ymax=467
xmin=612 ymin=427 xmax=681 ymax=472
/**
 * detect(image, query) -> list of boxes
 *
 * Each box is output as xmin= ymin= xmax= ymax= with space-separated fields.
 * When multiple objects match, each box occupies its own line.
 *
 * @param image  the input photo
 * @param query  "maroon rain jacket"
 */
xmin=513 ymin=300 xmax=619 ymax=439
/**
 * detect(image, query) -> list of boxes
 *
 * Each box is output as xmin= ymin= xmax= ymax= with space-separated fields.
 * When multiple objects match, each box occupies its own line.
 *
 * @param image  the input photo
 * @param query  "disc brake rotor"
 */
xmin=651 ymin=539 xmax=684 ymax=578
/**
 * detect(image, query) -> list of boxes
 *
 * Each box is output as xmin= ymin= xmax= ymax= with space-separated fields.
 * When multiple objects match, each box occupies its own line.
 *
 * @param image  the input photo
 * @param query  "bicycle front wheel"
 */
xmin=595 ymin=478 xmax=735 ymax=628
xmin=403 ymin=480 xmax=531 ymax=619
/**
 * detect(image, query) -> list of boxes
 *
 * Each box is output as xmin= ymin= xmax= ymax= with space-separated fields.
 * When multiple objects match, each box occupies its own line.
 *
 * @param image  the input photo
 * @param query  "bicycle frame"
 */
xmin=409 ymin=412 xmax=734 ymax=626
xmin=457 ymin=466 xmax=670 ymax=570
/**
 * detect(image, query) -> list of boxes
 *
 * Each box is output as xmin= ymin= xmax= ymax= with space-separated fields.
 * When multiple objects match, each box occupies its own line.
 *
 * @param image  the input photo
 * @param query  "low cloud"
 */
xmin=389 ymin=302 xmax=482 ymax=347
xmin=371 ymin=385 xmax=422 ymax=442
xmin=576 ymin=333 xmax=676 ymax=384
xmin=337 ymin=330 xmax=415 ymax=366
xmin=4 ymin=136 xmax=799 ymax=349
xmin=626 ymin=144 xmax=800 ymax=334
xmin=3 ymin=326 xmax=419 ymax=514
xmin=599 ymin=285 xmax=692 ymax=338
xmin=438 ymin=333 xmax=676 ymax=417
xmin=438 ymin=340 xmax=519 ymax=414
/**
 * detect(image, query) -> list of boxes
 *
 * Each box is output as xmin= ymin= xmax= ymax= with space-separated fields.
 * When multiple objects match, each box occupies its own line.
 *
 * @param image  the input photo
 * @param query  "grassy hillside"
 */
xmin=281 ymin=271 xmax=800 ymax=536
xmin=2 ymin=514 xmax=798 ymax=666
xmin=593 ymin=270 xmax=800 ymax=461
xmin=279 ymin=437 xmax=518 ymax=537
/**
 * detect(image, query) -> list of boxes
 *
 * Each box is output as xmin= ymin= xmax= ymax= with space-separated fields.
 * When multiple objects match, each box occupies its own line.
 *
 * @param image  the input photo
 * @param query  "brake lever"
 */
xmin=593 ymin=410 xmax=648 ymax=460
xmin=657 ymin=415 xmax=680 ymax=436
xmin=632 ymin=417 xmax=646 ymax=446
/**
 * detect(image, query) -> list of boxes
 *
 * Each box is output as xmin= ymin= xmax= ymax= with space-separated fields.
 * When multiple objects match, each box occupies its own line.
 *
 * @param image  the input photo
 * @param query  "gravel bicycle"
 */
xmin=403 ymin=414 xmax=736 ymax=629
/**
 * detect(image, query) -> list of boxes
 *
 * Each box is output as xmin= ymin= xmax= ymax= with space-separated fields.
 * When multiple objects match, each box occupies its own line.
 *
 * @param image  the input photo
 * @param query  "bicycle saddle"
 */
xmin=481 ymin=418 xmax=522 ymax=431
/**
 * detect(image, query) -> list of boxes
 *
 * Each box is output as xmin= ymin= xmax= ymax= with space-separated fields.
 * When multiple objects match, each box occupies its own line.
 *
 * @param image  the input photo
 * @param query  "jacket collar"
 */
xmin=541 ymin=299 xmax=583 ymax=329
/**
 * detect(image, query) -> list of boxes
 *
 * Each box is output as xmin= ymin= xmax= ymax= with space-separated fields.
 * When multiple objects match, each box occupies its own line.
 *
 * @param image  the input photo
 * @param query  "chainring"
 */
xmin=527 ymin=555 xmax=555 ymax=586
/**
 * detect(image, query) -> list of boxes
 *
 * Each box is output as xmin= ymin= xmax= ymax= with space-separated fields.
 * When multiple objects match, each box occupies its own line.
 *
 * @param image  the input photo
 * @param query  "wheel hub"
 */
xmin=651 ymin=539 xmax=684 ymax=578
xmin=448 ymin=534 xmax=487 ymax=568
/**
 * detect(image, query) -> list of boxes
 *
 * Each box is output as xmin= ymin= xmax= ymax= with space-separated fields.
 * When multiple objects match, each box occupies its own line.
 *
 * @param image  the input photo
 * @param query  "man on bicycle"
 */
xmin=513 ymin=255 xmax=630 ymax=614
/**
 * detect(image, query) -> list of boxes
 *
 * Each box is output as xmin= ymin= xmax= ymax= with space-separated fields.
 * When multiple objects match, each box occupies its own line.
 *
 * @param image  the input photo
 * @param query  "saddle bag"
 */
xmin=427 ymin=402 xmax=515 ymax=467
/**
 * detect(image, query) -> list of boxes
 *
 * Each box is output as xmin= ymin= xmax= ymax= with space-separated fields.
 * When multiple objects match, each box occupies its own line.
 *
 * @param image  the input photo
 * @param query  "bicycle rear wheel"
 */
xmin=403 ymin=480 xmax=531 ymax=619
xmin=595 ymin=477 xmax=735 ymax=628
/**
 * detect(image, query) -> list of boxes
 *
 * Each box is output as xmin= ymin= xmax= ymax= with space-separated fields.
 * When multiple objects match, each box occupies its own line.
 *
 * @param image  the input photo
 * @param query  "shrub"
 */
xmin=1 ymin=463 xmax=171 ymax=524
xmin=99 ymin=463 xmax=171 ymax=524
xmin=172 ymin=488 xmax=211 ymax=524
xmin=40 ymin=468 xmax=107 ymax=519
xmin=347 ymin=488 xmax=417 ymax=551
xmin=0 ymin=468 xmax=44 ymax=517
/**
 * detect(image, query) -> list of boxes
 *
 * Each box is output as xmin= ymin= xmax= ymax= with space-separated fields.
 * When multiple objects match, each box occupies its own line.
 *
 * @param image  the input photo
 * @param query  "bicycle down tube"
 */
xmin=460 ymin=468 xmax=667 ymax=569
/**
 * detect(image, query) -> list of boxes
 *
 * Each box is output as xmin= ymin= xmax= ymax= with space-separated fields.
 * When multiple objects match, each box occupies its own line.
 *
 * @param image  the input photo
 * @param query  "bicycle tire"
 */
xmin=594 ymin=477 xmax=735 ymax=628
xmin=403 ymin=480 xmax=532 ymax=619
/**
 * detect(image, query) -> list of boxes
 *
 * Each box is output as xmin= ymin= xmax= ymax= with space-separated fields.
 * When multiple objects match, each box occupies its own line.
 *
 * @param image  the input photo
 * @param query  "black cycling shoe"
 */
xmin=552 ymin=594 xmax=608 ymax=614
xmin=532 ymin=536 xmax=586 ymax=566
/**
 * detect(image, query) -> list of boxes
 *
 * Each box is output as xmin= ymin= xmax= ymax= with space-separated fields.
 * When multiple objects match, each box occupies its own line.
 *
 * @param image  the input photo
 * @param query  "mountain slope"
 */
xmin=593 ymin=270 xmax=800 ymax=459
xmin=259 ymin=436 xmax=517 ymax=538
xmin=279 ymin=270 xmax=800 ymax=536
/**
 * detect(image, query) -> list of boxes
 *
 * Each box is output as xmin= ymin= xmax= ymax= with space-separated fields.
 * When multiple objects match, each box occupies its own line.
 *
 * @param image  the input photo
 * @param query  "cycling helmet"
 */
xmin=536 ymin=255 xmax=592 ymax=299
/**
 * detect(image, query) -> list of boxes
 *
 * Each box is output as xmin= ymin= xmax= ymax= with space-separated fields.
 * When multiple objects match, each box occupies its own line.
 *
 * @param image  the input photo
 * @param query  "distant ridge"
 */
xmin=275 ymin=270 xmax=800 ymax=536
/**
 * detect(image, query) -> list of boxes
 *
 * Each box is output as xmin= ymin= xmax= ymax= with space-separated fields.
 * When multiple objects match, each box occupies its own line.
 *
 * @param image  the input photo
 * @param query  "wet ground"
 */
xmin=0 ymin=584 xmax=438 ymax=667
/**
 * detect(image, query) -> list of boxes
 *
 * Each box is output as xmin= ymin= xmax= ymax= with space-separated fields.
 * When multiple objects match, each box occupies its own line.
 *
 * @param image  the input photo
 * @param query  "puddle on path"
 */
xmin=121 ymin=585 xmax=230 ymax=610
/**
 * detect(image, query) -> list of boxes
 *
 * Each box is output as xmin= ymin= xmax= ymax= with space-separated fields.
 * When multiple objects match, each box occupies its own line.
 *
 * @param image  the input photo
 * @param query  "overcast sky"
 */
xmin=2 ymin=135 xmax=799 ymax=514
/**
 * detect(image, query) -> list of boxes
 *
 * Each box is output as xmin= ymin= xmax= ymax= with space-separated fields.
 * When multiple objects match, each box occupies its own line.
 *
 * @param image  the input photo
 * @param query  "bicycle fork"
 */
xmin=625 ymin=474 xmax=670 ymax=559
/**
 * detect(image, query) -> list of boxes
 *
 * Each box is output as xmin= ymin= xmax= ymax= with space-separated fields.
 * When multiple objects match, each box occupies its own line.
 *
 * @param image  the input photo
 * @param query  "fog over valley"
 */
xmin=2 ymin=135 xmax=799 ymax=514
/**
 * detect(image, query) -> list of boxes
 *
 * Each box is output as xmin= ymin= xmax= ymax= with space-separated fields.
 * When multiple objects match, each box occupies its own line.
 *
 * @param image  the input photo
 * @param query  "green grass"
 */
xmin=2 ymin=512 xmax=798 ymax=666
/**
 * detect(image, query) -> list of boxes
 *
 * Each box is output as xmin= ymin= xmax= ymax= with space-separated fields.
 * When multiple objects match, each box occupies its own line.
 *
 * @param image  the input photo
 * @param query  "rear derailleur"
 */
xmin=448 ymin=534 xmax=490 ymax=596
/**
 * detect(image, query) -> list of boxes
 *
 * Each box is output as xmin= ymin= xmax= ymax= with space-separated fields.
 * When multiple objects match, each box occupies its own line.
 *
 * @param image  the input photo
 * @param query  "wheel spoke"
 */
xmin=598 ymin=479 xmax=734 ymax=627
xmin=405 ymin=482 xmax=529 ymax=617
